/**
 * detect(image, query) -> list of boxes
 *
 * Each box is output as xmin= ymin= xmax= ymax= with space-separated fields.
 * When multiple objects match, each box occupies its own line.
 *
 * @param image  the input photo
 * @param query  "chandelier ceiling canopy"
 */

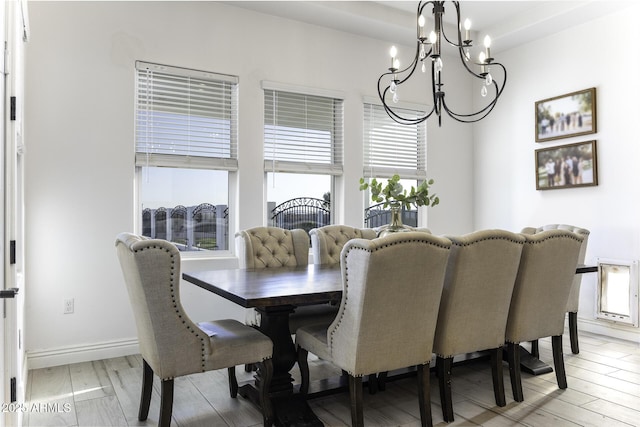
xmin=378 ymin=1 xmax=507 ymax=126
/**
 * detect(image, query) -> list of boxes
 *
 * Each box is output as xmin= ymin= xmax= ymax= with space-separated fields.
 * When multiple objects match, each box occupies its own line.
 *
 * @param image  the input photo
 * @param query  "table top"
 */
xmin=182 ymin=264 xmax=343 ymax=309
xmin=184 ymin=263 xmax=597 ymax=309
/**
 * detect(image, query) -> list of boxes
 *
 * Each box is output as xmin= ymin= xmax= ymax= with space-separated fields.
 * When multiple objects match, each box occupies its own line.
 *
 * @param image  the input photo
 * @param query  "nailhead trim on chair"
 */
xmin=328 ymin=236 xmax=449 ymax=375
xmin=137 ymin=243 xmax=208 ymax=376
xmin=524 ymin=232 xmax=584 ymax=244
xmin=449 ymin=235 xmax=525 ymax=247
xmin=504 ymin=230 xmax=583 ymax=345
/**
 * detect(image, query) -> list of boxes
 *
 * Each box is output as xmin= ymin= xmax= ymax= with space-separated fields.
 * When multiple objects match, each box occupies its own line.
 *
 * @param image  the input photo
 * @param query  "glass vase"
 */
xmin=377 ymin=205 xmax=412 ymax=237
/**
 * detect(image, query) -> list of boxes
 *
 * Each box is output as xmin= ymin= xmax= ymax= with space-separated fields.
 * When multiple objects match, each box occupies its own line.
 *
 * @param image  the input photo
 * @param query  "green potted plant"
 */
xmin=359 ymin=174 xmax=439 ymax=235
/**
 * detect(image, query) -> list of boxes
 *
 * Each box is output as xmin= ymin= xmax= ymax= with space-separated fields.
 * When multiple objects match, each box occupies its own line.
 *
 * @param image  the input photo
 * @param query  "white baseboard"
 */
xmin=27 ymin=338 xmax=140 ymax=369
xmin=575 ymin=316 xmax=640 ymax=343
xmin=24 ymin=317 xmax=639 ymax=370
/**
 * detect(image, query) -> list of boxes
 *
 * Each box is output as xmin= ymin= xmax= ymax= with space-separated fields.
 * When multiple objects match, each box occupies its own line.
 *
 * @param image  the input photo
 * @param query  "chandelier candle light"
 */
xmin=379 ymin=1 xmax=507 ymax=126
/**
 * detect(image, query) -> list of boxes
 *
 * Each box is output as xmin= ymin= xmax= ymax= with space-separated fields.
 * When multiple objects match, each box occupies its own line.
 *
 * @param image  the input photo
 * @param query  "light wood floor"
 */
xmin=25 ymin=330 xmax=640 ymax=426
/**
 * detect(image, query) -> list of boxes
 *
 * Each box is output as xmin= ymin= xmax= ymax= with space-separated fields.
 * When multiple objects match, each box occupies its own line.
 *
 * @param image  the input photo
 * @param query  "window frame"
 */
xmin=262 ymin=81 xmax=345 ymax=228
xmin=134 ymin=61 xmax=239 ymax=258
xmin=362 ymin=98 xmax=428 ymax=227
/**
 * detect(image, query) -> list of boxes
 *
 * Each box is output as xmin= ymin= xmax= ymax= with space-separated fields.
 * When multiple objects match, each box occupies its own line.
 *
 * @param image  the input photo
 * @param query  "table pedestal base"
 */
xmin=501 ymin=345 xmax=553 ymax=376
xmin=516 ymin=345 xmax=553 ymax=375
xmin=239 ymin=384 xmax=322 ymax=427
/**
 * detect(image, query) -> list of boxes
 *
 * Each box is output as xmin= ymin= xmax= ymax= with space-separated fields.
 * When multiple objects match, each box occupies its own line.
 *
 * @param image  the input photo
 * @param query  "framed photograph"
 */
xmin=535 ymin=140 xmax=598 ymax=190
xmin=535 ymin=88 xmax=596 ymax=142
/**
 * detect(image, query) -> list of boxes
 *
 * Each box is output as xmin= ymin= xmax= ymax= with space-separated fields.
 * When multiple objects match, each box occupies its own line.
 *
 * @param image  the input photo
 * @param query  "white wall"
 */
xmin=474 ymin=3 xmax=640 ymax=341
xmin=24 ymin=1 xmax=474 ymax=367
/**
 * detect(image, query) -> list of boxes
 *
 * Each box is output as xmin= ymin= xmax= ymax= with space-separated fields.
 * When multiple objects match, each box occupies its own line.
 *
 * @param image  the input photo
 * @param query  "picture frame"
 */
xmin=535 ymin=140 xmax=598 ymax=190
xmin=535 ymin=87 xmax=596 ymax=142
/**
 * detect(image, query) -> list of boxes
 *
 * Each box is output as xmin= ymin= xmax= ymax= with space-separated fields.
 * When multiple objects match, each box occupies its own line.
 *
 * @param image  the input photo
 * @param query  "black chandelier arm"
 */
xmin=397 ymin=43 xmax=423 ymax=85
xmin=379 ymin=82 xmax=437 ymax=125
xmin=439 ymin=2 xmax=465 ymax=48
xmin=438 ymin=61 xmax=507 ymax=122
xmin=376 ymin=40 xmax=422 ymax=89
xmin=459 ymin=51 xmax=483 ymax=79
xmin=417 ymin=1 xmax=435 ymax=20
xmin=381 ymin=93 xmax=437 ymax=126
xmin=441 ymin=95 xmax=498 ymax=123
xmin=441 ymin=78 xmax=507 ymax=122
xmin=376 ymin=39 xmax=433 ymax=125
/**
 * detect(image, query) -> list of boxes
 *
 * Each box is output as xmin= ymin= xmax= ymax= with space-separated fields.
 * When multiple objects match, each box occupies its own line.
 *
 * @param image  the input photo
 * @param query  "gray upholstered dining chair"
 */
xmin=296 ymin=232 xmax=452 ymax=427
xmin=521 ymin=224 xmax=590 ymax=354
xmin=433 ymin=229 xmax=525 ymax=422
xmin=115 ymin=233 xmax=274 ymax=427
xmin=310 ymin=225 xmax=377 ymax=265
xmin=236 ymin=226 xmax=338 ymax=333
xmin=505 ymin=229 xmax=584 ymax=402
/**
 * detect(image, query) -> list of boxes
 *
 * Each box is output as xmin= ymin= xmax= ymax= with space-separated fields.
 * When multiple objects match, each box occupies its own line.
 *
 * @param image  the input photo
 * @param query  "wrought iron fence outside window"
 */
xmin=142 ymin=203 xmax=229 ymax=251
xmin=270 ymin=197 xmax=330 ymax=233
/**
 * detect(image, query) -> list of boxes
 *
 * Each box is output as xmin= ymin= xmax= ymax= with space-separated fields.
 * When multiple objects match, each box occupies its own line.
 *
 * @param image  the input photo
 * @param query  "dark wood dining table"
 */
xmin=183 ymin=263 xmax=598 ymax=426
xmin=183 ymin=264 xmax=341 ymax=427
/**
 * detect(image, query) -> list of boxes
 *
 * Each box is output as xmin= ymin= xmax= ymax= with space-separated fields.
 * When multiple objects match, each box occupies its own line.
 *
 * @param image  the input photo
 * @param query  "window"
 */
xmin=596 ymin=258 xmax=639 ymax=327
xmin=263 ymin=83 xmax=343 ymax=232
xmin=135 ymin=61 xmax=237 ymax=252
xmin=362 ymin=102 xmax=426 ymax=227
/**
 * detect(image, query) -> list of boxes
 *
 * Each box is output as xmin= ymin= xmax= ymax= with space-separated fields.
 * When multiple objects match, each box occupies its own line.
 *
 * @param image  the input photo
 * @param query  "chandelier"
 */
xmin=378 ymin=1 xmax=507 ymax=126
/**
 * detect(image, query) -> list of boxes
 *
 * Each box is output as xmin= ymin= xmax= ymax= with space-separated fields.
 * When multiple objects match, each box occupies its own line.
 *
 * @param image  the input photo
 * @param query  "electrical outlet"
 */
xmin=63 ymin=298 xmax=74 ymax=314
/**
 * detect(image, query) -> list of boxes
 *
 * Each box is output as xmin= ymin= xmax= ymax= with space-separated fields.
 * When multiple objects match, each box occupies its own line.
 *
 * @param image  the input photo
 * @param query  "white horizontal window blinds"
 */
xmin=264 ymin=89 xmax=343 ymax=175
xmin=135 ymin=61 xmax=238 ymax=170
xmin=363 ymin=103 xmax=427 ymax=180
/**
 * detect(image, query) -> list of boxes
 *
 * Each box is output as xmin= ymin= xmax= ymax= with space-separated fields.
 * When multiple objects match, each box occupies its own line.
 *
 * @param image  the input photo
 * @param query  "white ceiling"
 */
xmin=224 ymin=1 xmax=634 ymax=53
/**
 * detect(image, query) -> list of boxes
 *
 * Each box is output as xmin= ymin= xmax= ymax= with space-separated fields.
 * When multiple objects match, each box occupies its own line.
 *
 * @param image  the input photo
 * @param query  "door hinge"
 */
xmin=0 ymin=288 xmax=18 ymax=298
xmin=10 ymin=96 xmax=16 ymax=121
xmin=9 ymin=240 xmax=16 ymax=265
xmin=10 ymin=377 xmax=16 ymax=402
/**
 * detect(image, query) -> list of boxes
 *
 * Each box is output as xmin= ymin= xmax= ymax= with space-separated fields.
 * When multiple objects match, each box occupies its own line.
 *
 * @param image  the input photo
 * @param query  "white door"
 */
xmin=0 ymin=3 xmax=6 ymax=425
xmin=2 ymin=2 xmax=28 ymax=426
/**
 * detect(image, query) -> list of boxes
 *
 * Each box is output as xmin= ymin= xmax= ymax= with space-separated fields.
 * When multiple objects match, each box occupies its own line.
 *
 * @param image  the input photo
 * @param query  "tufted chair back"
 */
xmin=521 ymin=224 xmax=589 ymax=313
xmin=310 ymin=225 xmax=376 ymax=265
xmin=236 ymin=227 xmax=309 ymax=269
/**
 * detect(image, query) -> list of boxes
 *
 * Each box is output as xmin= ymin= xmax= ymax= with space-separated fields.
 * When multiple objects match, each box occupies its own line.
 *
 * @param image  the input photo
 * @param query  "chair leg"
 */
xmin=257 ymin=359 xmax=274 ymax=427
xmin=138 ymin=359 xmax=153 ymax=421
xmin=436 ymin=356 xmax=454 ymax=422
xmin=569 ymin=312 xmax=579 ymax=354
xmin=368 ymin=373 xmax=378 ymax=394
xmin=417 ymin=363 xmax=433 ymax=427
xmin=506 ymin=342 xmax=524 ymax=402
xmin=552 ymin=335 xmax=568 ymax=389
xmin=348 ymin=375 xmax=364 ymax=427
xmin=377 ymin=371 xmax=388 ymax=391
xmin=159 ymin=378 xmax=174 ymax=427
xmin=530 ymin=340 xmax=539 ymax=358
xmin=297 ymin=346 xmax=310 ymax=395
xmin=228 ymin=367 xmax=238 ymax=398
xmin=490 ymin=348 xmax=506 ymax=407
